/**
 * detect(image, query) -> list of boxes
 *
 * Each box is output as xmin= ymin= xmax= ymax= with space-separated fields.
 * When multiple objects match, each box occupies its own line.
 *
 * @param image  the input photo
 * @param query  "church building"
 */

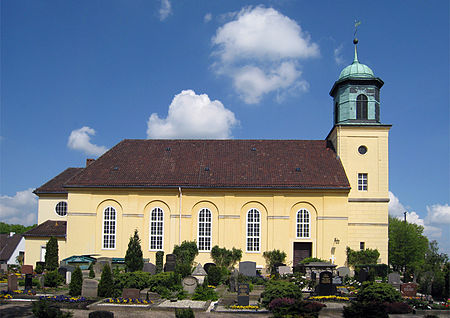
xmin=25 ymin=40 xmax=391 ymax=270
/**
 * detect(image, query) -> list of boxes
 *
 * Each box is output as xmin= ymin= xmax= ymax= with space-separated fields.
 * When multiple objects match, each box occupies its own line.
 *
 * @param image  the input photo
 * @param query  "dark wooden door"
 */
xmin=293 ymin=242 xmax=312 ymax=265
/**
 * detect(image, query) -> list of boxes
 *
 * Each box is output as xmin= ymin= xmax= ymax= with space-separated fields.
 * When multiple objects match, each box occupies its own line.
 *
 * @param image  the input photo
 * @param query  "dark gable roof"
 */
xmin=65 ymin=139 xmax=350 ymax=190
xmin=22 ymin=220 xmax=66 ymax=238
xmin=0 ymin=234 xmax=23 ymax=262
xmin=34 ymin=168 xmax=84 ymax=194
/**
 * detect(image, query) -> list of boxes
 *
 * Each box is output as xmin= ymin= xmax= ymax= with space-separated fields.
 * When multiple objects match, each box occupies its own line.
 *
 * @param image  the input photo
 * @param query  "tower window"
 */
xmin=356 ymin=94 xmax=368 ymax=120
xmin=334 ymin=102 xmax=339 ymax=124
xmin=358 ymin=173 xmax=368 ymax=191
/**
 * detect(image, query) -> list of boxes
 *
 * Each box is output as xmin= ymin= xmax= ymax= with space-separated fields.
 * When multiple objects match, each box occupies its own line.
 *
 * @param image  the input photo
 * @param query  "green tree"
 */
xmin=124 ymin=229 xmax=144 ymax=272
xmin=0 ymin=222 xmax=36 ymax=234
xmin=69 ymin=266 xmax=83 ymax=296
xmin=263 ymin=249 xmax=287 ymax=275
xmin=173 ymin=241 xmax=198 ymax=266
xmin=45 ymin=237 xmax=59 ymax=271
xmin=210 ymin=245 xmax=242 ymax=269
xmin=98 ymin=263 xmax=114 ymax=297
xmin=388 ymin=216 xmax=428 ymax=278
xmin=346 ymin=247 xmax=380 ymax=267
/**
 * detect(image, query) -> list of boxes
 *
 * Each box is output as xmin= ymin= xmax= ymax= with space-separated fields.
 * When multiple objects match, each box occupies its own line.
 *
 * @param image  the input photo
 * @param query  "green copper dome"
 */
xmin=338 ymin=44 xmax=374 ymax=80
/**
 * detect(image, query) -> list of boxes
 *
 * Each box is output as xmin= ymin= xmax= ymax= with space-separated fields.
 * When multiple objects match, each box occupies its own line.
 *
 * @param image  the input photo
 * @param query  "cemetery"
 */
xmin=1 ymin=236 xmax=450 ymax=317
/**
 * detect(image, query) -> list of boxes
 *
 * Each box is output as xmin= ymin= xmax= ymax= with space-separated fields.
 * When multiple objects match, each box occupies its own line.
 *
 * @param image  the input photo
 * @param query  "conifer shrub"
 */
xmin=44 ymin=270 xmax=63 ymax=287
xmin=156 ymin=251 xmax=164 ymax=274
xmin=88 ymin=263 xmax=95 ymax=278
xmin=98 ymin=263 xmax=114 ymax=297
xmin=124 ymin=229 xmax=144 ymax=272
xmin=69 ymin=266 xmax=83 ymax=296
xmin=45 ymin=237 xmax=59 ymax=271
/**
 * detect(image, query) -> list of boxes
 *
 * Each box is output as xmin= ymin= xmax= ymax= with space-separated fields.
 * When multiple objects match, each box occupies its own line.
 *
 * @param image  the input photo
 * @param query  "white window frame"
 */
xmin=296 ymin=209 xmax=310 ymax=239
xmin=40 ymin=246 xmax=46 ymax=262
xmin=55 ymin=201 xmax=67 ymax=217
xmin=358 ymin=173 xmax=368 ymax=191
xmin=246 ymin=208 xmax=260 ymax=253
xmin=197 ymin=208 xmax=212 ymax=252
xmin=102 ymin=206 xmax=117 ymax=249
xmin=149 ymin=207 xmax=164 ymax=251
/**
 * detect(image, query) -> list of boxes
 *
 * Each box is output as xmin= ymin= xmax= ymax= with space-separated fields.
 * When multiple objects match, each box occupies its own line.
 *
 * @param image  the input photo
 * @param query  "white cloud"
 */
xmin=67 ymin=126 xmax=108 ymax=157
xmin=204 ymin=13 xmax=212 ymax=23
xmin=388 ymin=191 xmax=406 ymax=217
xmin=426 ymin=204 xmax=450 ymax=224
xmin=334 ymin=44 xmax=344 ymax=65
xmin=159 ymin=0 xmax=172 ymax=21
xmin=147 ymin=89 xmax=238 ymax=139
xmin=211 ymin=6 xmax=319 ymax=104
xmin=0 ymin=189 xmax=37 ymax=226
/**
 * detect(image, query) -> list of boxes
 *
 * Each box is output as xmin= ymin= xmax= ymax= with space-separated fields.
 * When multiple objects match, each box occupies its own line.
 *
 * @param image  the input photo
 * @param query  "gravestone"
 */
xmin=142 ymin=262 xmax=156 ymax=275
xmin=182 ymin=276 xmax=198 ymax=294
xmin=203 ymin=263 xmax=216 ymax=274
xmin=237 ymin=283 xmax=250 ymax=306
xmin=388 ymin=272 xmax=401 ymax=284
xmin=332 ymin=276 xmax=343 ymax=285
xmin=358 ymin=268 xmax=368 ymax=283
xmin=337 ymin=266 xmax=350 ymax=278
xmin=318 ymin=271 xmax=333 ymax=296
xmin=400 ymin=282 xmax=418 ymax=297
xmin=58 ymin=267 xmax=68 ymax=279
xmin=122 ymin=288 xmax=140 ymax=299
xmin=0 ymin=263 xmax=7 ymax=273
xmin=21 ymin=265 xmax=33 ymax=274
xmin=239 ymin=261 xmax=256 ymax=277
xmin=94 ymin=258 xmax=112 ymax=275
xmin=164 ymin=254 xmax=177 ymax=272
xmin=278 ymin=265 xmax=293 ymax=276
xmin=192 ymin=264 xmax=207 ymax=284
xmin=24 ymin=274 xmax=33 ymax=290
xmin=8 ymin=274 xmax=18 ymax=291
xmin=81 ymin=279 xmax=99 ymax=298
xmin=38 ymin=275 xmax=45 ymax=288
xmin=66 ymin=271 xmax=72 ymax=285
xmin=147 ymin=292 xmax=161 ymax=301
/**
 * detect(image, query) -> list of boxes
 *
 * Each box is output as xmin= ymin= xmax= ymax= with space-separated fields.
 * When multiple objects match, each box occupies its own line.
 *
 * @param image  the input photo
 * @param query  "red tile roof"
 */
xmin=0 ymin=234 xmax=23 ymax=262
xmin=34 ymin=168 xmax=83 ymax=194
xmin=64 ymin=139 xmax=349 ymax=190
xmin=22 ymin=220 xmax=66 ymax=238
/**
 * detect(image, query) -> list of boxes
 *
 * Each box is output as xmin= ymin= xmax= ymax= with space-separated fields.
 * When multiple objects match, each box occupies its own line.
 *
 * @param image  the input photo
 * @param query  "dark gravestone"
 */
xmin=203 ymin=263 xmax=216 ymax=274
xmin=239 ymin=261 xmax=256 ymax=277
xmin=318 ymin=271 xmax=333 ymax=296
xmin=8 ymin=274 xmax=18 ymax=291
xmin=164 ymin=254 xmax=176 ymax=272
xmin=400 ymin=283 xmax=418 ymax=297
xmin=58 ymin=267 xmax=68 ymax=279
xmin=21 ymin=265 xmax=33 ymax=274
xmin=237 ymin=283 xmax=250 ymax=306
xmin=142 ymin=263 xmax=156 ymax=275
xmin=358 ymin=268 xmax=368 ymax=283
xmin=89 ymin=311 xmax=113 ymax=318
xmin=24 ymin=274 xmax=33 ymax=290
xmin=122 ymin=288 xmax=140 ymax=299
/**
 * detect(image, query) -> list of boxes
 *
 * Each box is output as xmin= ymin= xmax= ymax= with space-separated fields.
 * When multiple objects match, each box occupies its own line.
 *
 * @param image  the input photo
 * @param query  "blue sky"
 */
xmin=1 ymin=1 xmax=449 ymax=254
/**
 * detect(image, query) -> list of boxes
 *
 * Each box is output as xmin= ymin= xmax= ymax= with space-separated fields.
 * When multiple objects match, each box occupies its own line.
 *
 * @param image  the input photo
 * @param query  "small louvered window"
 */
xmin=356 ymin=94 xmax=368 ymax=119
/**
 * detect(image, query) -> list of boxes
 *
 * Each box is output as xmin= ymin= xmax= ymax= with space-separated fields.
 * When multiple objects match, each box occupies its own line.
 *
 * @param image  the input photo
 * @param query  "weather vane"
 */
xmin=354 ymin=20 xmax=361 ymax=44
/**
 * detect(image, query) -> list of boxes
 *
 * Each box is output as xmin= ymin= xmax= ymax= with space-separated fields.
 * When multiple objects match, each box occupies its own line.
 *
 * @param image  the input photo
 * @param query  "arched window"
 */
xmin=102 ymin=206 xmax=116 ymax=249
xmin=198 ymin=208 xmax=212 ymax=251
xmin=356 ymin=94 xmax=368 ymax=120
xmin=247 ymin=209 xmax=260 ymax=252
xmin=296 ymin=209 xmax=310 ymax=238
xmin=334 ymin=102 xmax=339 ymax=124
xmin=150 ymin=207 xmax=164 ymax=250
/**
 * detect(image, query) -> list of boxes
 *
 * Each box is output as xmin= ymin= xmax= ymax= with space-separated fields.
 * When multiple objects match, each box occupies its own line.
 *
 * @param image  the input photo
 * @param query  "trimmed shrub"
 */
xmin=343 ymin=301 xmax=388 ymax=318
xmin=384 ymin=302 xmax=412 ymax=314
xmin=268 ymin=298 xmax=325 ymax=318
xmin=261 ymin=280 xmax=302 ymax=307
xmin=357 ymin=282 xmax=402 ymax=303
xmin=156 ymin=251 xmax=164 ymax=274
xmin=175 ymin=262 xmax=192 ymax=278
xmin=192 ymin=285 xmax=218 ymax=301
xmin=44 ymin=270 xmax=63 ymax=287
xmin=98 ymin=263 xmax=114 ymax=297
xmin=206 ymin=265 xmax=222 ymax=286
xmin=69 ymin=266 xmax=83 ymax=296
xmin=32 ymin=299 xmax=73 ymax=318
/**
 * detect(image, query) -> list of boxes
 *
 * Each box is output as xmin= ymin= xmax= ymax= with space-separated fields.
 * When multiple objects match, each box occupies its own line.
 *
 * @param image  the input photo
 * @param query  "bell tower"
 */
xmin=327 ymin=36 xmax=391 ymax=264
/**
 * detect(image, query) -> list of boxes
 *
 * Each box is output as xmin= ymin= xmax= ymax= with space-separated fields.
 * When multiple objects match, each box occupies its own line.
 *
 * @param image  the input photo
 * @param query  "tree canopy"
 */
xmin=346 ymin=247 xmax=380 ymax=267
xmin=0 ymin=222 xmax=36 ymax=234
xmin=210 ymin=245 xmax=242 ymax=269
xmin=124 ymin=229 xmax=144 ymax=272
xmin=388 ymin=216 xmax=428 ymax=277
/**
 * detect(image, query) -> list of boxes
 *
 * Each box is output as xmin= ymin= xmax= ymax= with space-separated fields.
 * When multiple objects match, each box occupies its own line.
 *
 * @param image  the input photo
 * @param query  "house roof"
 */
xmin=0 ymin=234 xmax=23 ymax=262
xmin=34 ymin=168 xmax=84 ymax=194
xmin=64 ymin=139 xmax=350 ymax=190
xmin=22 ymin=220 xmax=67 ymax=238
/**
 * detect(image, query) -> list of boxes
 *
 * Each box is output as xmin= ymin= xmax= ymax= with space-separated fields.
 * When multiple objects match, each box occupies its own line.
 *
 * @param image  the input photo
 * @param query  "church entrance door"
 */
xmin=293 ymin=242 xmax=312 ymax=265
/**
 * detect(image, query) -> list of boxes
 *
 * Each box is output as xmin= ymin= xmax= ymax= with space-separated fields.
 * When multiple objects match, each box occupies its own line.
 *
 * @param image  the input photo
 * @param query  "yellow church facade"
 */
xmin=25 ymin=41 xmax=390 ymax=271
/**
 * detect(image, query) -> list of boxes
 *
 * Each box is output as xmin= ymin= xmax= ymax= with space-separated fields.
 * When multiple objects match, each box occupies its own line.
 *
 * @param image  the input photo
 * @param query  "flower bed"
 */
xmin=39 ymin=295 xmax=86 ymax=302
xmin=308 ymin=295 xmax=350 ymax=301
xmin=229 ymin=305 xmax=259 ymax=310
xmin=104 ymin=297 xmax=151 ymax=305
xmin=39 ymin=295 xmax=97 ymax=309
